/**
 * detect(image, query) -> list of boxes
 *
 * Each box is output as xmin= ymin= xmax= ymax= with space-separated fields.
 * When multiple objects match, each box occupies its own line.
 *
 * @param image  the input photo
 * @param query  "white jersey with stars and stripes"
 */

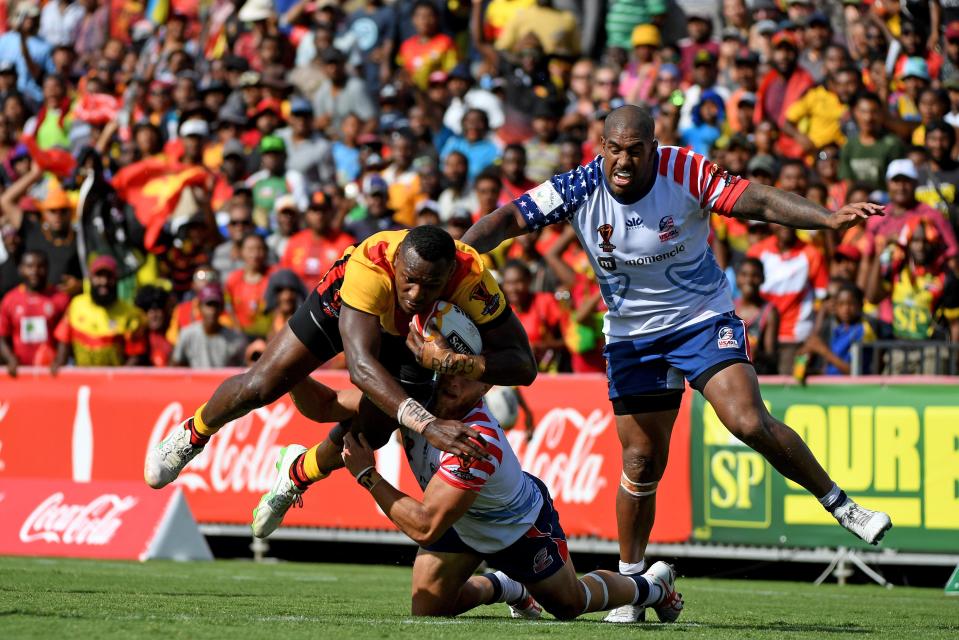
xmin=403 ymin=400 xmax=543 ymax=554
xmin=513 ymin=147 xmax=751 ymax=342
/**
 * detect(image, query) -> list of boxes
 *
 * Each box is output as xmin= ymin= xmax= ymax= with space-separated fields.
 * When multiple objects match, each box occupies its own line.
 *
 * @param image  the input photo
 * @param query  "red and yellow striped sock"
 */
xmin=193 ymin=403 xmax=217 ymax=438
xmin=290 ymin=445 xmax=329 ymax=489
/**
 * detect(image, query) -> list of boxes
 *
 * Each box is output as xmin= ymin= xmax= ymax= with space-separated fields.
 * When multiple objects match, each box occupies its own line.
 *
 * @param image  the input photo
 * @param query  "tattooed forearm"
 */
xmin=730 ymin=183 xmax=835 ymax=230
xmin=462 ymin=203 xmax=526 ymax=253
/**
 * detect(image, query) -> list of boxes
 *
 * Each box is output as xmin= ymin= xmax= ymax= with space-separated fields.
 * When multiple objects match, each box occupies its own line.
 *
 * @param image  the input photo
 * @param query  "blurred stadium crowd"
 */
xmin=0 ymin=0 xmax=958 ymax=378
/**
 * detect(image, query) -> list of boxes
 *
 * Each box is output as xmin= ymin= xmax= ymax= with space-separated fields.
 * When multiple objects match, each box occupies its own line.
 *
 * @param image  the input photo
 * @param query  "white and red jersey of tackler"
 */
xmin=403 ymin=400 xmax=543 ymax=554
xmin=513 ymin=147 xmax=750 ymax=342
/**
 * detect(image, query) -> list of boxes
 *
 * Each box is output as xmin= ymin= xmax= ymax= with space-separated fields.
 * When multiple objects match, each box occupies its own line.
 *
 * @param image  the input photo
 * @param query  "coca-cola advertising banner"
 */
xmin=0 ymin=478 xmax=211 ymax=560
xmin=0 ymin=369 xmax=693 ymax=543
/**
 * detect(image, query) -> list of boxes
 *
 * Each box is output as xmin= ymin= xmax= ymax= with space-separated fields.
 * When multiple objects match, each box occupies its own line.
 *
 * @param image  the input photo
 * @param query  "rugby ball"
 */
xmin=411 ymin=300 xmax=483 ymax=356
xmin=485 ymin=385 xmax=519 ymax=429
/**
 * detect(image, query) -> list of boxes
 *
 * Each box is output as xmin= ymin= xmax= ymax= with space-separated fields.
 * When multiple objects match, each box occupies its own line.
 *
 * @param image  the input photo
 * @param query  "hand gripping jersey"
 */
xmin=513 ymin=148 xmax=750 ymax=342
xmin=403 ymin=400 xmax=543 ymax=554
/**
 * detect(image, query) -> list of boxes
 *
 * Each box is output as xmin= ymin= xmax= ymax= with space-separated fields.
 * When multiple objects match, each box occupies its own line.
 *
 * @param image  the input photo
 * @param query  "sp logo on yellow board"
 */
xmin=702 ymin=401 xmax=772 ymax=528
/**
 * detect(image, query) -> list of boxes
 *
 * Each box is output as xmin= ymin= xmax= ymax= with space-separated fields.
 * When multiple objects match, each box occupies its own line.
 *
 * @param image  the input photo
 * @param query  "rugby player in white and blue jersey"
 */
xmin=332 ymin=365 xmax=684 ymax=622
xmin=463 ymin=105 xmax=893 ymax=623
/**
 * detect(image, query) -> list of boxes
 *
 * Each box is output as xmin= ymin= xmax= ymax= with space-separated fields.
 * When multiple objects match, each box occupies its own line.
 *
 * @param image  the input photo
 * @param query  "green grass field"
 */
xmin=0 ymin=556 xmax=956 ymax=639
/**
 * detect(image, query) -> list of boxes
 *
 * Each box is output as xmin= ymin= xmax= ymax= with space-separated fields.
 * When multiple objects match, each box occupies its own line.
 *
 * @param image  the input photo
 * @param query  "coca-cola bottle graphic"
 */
xmin=72 ymin=385 xmax=93 ymax=482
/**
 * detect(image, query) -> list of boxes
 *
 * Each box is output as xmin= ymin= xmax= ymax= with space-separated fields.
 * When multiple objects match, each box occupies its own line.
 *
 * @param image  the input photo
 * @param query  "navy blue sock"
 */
xmin=628 ymin=574 xmax=651 ymax=605
xmin=821 ymin=489 xmax=849 ymax=514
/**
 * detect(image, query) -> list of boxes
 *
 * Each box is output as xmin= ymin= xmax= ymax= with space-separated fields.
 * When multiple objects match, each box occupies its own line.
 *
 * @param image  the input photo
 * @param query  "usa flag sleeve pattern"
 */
xmin=436 ymin=410 xmax=505 ymax=492
xmin=658 ymin=147 xmax=750 ymax=217
xmin=512 ymin=157 xmax=604 ymax=232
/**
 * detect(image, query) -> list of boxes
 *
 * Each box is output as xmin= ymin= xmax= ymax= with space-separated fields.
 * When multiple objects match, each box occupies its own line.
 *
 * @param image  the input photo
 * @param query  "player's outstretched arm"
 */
xmin=461 ymin=202 xmax=527 ymax=254
xmin=342 ymin=432 xmax=476 ymax=546
xmin=341 ymin=304 xmax=489 ymax=460
xmin=730 ymin=183 xmax=884 ymax=232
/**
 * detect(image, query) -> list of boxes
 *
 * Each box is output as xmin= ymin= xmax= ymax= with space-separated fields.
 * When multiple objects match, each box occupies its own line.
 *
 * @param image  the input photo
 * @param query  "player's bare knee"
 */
xmin=410 ymin=592 xmax=450 ymax=617
xmin=724 ymin=410 xmax=770 ymax=448
xmin=622 ymin=451 xmax=665 ymax=484
xmin=238 ymin=368 xmax=283 ymax=407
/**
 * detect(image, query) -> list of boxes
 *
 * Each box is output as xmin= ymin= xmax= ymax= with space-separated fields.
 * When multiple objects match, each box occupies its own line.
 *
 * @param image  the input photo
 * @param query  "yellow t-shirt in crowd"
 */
xmin=785 ymin=85 xmax=847 ymax=150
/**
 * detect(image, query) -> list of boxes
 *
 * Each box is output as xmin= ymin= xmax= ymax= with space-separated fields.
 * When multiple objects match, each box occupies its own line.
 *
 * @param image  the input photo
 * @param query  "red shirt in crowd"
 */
xmin=280 ymin=229 xmax=355 ymax=288
xmin=513 ymin=292 xmax=563 ymax=354
xmin=747 ymin=235 xmax=828 ymax=343
xmin=225 ymin=267 xmax=276 ymax=336
xmin=0 ymin=285 xmax=69 ymax=365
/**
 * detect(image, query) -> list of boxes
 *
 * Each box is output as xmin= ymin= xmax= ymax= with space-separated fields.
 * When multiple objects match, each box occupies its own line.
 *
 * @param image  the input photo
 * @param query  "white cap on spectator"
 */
xmin=238 ymin=0 xmax=274 ymax=22
xmin=180 ymin=119 xmax=210 ymax=139
xmin=886 ymin=158 xmax=918 ymax=181
xmin=274 ymin=194 xmax=299 ymax=214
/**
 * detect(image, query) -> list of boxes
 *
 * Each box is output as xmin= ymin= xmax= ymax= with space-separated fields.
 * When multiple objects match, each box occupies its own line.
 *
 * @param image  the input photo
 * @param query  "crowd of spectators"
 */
xmin=1 ymin=0 xmax=958 ymax=379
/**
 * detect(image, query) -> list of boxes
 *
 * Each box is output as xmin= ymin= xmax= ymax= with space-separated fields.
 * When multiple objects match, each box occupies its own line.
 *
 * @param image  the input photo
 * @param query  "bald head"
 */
xmin=604 ymin=105 xmax=655 ymax=141
xmin=600 ymin=105 xmax=659 ymax=201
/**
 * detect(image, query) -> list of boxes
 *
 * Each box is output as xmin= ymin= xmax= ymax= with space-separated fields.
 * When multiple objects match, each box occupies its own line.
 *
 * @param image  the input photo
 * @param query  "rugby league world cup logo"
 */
xmin=597 ymin=224 xmax=616 ymax=252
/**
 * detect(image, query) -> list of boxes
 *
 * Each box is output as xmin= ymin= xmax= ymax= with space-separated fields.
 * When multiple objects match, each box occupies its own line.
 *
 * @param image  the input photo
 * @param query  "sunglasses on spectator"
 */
xmin=229 ymin=218 xmax=253 ymax=226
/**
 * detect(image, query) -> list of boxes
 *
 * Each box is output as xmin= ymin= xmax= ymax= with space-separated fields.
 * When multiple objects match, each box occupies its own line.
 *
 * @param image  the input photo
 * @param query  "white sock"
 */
xmin=490 ymin=570 xmax=525 ymax=604
xmin=619 ymin=559 xmax=646 ymax=575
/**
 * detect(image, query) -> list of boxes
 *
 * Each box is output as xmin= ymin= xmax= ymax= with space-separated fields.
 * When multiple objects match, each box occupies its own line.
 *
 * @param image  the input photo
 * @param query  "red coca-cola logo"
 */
xmin=19 ymin=492 xmax=138 ymax=545
xmin=146 ymin=402 xmax=296 ymax=493
xmin=507 ymin=407 xmax=611 ymax=504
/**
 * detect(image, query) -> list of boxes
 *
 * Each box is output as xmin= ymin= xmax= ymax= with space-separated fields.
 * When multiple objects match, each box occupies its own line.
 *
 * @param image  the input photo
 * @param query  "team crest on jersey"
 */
xmin=470 ymin=282 xmax=501 ymax=316
xmin=717 ymin=326 xmax=739 ymax=349
xmin=658 ymin=216 xmax=679 ymax=242
xmin=448 ymin=464 xmax=477 ymax=482
xmin=597 ymin=224 xmax=616 ymax=252
xmin=532 ymin=547 xmax=554 ymax=574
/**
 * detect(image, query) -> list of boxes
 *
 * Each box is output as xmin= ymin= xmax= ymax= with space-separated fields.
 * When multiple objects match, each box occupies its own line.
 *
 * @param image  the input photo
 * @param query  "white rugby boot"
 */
xmin=834 ymin=501 xmax=892 ymax=545
xmin=507 ymin=587 xmax=543 ymax=620
xmin=144 ymin=417 xmax=206 ymax=489
xmin=603 ymin=603 xmax=646 ymax=623
xmin=251 ymin=445 xmax=307 ymax=539
xmin=645 ymin=561 xmax=683 ymax=623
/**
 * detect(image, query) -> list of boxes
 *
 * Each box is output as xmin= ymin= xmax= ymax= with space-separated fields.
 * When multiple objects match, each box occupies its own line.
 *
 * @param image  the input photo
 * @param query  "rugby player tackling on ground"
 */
xmin=145 ymin=227 xmax=537 ymax=538
xmin=297 ymin=362 xmax=683 ymax=621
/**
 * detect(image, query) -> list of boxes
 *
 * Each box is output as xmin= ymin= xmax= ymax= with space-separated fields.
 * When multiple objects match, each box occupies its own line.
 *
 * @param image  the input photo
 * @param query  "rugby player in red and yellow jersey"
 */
xmin=145 ymin=227 xmax=537 ymax=530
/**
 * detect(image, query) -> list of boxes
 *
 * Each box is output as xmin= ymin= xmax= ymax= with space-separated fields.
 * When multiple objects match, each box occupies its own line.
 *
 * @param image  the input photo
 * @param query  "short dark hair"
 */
xmin=503 ymin=259 xmax=532 ymax=280
xmin=503 ymin=143 xmax=526 ymax=158
xmin=135 ymin=285 xmax=170 ymax=311
xmin=852 ymin=90 xmax=882 ymax=109
xmin=779 ymin=158 xmax=807 ymax=176
xmin=474 ymin=168 xmax=502 ymax=188
xmin=402 ymin=225 xmax=455 ymax=264
xmin=836 ymin=281 xmax=864 ymax=305
xmin=925 ymin=119 xmax=957 ymax=146
xmin=413 ymin=0 xmax=438 ymax=15
xmin=463 ymin=108 xmax=489 ymax=129
xmin=738 ymin=256 xmax=765 ymax=278
xmin=20 ymin=250 xmax=48 ymax=266
xmin=241 ymin=232 xmax=267 ymax=248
